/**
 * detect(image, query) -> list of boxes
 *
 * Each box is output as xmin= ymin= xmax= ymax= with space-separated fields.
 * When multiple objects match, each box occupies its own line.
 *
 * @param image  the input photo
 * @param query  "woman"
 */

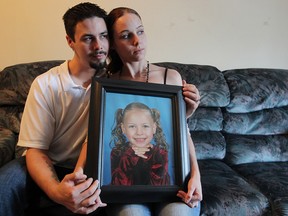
xmin=105 ymin=7 xmax=202 ymax=216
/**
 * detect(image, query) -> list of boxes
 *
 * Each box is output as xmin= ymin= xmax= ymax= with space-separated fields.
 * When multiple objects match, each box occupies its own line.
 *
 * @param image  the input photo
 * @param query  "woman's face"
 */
xmin=112 ymin=13 xmax=147 ymax=63
xmin=121 ymin=108 xmax=156 ymax=148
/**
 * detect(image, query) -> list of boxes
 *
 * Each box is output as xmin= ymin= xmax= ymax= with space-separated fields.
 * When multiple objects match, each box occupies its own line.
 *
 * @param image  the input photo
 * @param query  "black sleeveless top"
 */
xmin=164 ymin=68 xmax=168 ymax=84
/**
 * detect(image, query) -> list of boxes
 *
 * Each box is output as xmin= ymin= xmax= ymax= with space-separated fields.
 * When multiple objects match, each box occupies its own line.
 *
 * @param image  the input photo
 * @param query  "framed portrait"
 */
xmin=85 ymin=77 xmax=190 ymax=203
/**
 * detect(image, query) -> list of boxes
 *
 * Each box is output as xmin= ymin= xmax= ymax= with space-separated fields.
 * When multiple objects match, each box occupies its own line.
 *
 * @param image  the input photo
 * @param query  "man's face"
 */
xmin=67 ymin=17 xmax=109 ymax=69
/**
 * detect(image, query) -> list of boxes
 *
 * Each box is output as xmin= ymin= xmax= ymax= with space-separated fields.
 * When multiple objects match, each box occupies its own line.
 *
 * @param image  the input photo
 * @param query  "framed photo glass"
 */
xmin=85 ymin=78 xmax=190 ymax=203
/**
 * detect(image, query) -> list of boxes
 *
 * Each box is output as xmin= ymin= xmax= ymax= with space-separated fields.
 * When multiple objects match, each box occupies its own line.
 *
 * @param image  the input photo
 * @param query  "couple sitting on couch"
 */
xmin=0 ymin=2 xmax=202 ymax=216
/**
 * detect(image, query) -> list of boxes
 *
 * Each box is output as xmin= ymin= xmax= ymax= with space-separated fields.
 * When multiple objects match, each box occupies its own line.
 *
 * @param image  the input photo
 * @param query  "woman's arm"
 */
xmin=176 ymin=130 xmax=202 ymax=208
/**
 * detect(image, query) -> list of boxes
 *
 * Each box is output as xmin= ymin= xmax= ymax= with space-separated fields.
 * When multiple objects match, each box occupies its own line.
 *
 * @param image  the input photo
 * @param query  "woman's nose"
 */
xmin=133 ymin=35 xmax=139 ymax=46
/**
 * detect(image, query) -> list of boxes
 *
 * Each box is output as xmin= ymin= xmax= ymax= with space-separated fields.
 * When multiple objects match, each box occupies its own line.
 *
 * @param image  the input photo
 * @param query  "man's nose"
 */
xmin=92 ymin=40 xmax=101 ymax=50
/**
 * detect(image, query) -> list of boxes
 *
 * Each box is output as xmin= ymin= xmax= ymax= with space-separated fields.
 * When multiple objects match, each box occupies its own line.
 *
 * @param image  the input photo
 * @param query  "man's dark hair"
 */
xmin=63 ymin=2 xmax=107 ymax=41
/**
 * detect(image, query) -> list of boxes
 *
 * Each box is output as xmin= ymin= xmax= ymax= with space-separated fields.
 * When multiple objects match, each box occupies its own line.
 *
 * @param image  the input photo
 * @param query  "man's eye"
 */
xmin=100 ymin=34 xmax=108 ymax=39
xmin=83 ymin=36 xmax=93 ymax=42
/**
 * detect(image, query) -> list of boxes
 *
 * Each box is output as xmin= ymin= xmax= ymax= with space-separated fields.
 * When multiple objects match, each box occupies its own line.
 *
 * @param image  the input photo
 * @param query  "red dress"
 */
xmin=110 ymin=143 xmax=170 ymax=186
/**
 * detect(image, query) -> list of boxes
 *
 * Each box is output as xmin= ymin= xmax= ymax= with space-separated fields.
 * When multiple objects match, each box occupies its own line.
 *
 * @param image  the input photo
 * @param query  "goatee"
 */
xmin=90 ymin=61 xmax=107 ymax=78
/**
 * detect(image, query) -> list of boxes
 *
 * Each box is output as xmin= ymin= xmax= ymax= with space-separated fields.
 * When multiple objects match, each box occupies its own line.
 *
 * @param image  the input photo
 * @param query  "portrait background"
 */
xmin=102 ymin=92 xmax=175 ymax=185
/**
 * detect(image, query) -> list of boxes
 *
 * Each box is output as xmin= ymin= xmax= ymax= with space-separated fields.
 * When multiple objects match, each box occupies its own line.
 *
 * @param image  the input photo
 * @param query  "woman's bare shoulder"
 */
xmin=149 ymin=64 xmax=182 ymax=85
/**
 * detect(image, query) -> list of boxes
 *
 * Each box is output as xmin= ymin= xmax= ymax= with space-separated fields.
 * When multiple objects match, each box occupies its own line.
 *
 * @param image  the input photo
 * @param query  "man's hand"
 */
xmin=182 ymin=80 xmax=201 ymax=118
xmin=54 ymin=168 xmax=106 ymax=214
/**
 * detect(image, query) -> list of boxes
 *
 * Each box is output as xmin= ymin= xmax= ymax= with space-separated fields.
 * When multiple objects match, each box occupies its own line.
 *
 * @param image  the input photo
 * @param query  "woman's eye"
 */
xmin=137 ymin=30 xmax=144 ymax=35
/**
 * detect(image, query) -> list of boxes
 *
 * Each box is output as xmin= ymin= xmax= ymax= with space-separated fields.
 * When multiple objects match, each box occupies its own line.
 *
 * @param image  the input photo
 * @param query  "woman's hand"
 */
xmin=177 ymin=175 xmax=202 ymax=208
xmin=182 ymin=80 xmax=201 ymax=118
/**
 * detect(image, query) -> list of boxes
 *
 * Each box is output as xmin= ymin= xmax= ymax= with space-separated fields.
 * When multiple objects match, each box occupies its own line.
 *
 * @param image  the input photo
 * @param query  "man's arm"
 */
xmin=26 ymin=148 xmax=106 ymax=214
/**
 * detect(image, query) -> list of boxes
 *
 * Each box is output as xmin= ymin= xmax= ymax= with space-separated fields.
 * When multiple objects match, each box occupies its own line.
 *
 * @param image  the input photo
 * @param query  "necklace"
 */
xmin=118 ymin=61 xmax=150 ymax=82
xmin=146 ymin=61 xmax=150 ymax=83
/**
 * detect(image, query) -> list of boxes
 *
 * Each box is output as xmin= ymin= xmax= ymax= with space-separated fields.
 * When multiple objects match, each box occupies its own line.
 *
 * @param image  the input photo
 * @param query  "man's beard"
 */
xmin=89 ymin=61 xmax=107 ymax=78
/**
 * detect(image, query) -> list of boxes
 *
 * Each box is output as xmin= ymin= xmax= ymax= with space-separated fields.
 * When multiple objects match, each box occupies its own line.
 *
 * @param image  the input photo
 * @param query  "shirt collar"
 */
xmin=60 ymin=61 xmax=90 ymax=91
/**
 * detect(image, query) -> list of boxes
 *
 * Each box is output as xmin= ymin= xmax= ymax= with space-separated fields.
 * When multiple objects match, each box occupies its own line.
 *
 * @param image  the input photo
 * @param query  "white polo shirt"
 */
xmin=17 ymin=61 xmax=91 ymax=169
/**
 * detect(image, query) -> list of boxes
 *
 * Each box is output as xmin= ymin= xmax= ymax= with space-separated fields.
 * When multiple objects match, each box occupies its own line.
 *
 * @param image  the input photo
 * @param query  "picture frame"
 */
xmin=85 ymin=77 xmax=190 ymax=203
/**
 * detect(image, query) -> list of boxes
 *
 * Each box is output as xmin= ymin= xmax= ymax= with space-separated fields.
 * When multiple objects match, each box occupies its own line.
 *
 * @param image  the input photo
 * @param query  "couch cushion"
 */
xmin=199 ymin=160 xmax=270 ymax=215
xmin=0 ymin=60 xmax=64 ymax=105
xmin=188 ymin=107 xmax=223 ymax=131
xmin=273 ymin=197 xmax=288 ymax=216
xmin=192 ymin=131 xmax=226 ymax=160
xmin=234 ymin=161 xmax=288 ymax=215
xmin=223 ymin=106 xmax=288 ymax=135
xmin=224 ymin=134 xmax=288 ymax=165
xmin=0 ymin=128 xmax=16 ymax=167
xmin=223 ymin=68 xmax=288 ymax=113
xmin=155 ymin=62 xmax=230 ymax=107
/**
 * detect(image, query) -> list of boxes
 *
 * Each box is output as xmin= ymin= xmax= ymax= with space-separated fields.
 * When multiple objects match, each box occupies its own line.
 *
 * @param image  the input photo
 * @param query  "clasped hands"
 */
xmin=55 ymin=167 xmax=106 ymax=214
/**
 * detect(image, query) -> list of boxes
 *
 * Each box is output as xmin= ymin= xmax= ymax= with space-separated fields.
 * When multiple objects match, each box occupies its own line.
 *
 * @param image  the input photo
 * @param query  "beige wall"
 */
xmin=1 ymin=0 xmax=288 ymax=71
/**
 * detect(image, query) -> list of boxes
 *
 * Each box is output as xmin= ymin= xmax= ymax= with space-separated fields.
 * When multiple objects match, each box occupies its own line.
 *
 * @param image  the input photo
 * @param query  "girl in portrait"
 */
xmin=109 ymin=102 xmax=170 ymax=186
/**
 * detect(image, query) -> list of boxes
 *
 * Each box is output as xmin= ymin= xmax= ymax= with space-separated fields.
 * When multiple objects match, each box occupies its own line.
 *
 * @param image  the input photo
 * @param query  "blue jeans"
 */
xmin=0 ymin=157 xmax=31 ymax=216
xmin=0 ymin=157 xmax=105 ymax=216
xmin=106 ymin=202 xmax=201 ymax=216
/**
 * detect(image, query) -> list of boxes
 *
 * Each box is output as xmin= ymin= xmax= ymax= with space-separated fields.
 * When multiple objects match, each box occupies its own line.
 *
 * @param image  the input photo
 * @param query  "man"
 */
xmin=0 ymin=3 xmax=108 ymax=215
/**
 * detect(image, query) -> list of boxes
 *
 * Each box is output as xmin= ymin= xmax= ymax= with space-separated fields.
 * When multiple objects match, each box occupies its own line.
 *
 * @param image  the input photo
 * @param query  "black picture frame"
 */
xmin=85 ymin=77 xmax=190 ymax=203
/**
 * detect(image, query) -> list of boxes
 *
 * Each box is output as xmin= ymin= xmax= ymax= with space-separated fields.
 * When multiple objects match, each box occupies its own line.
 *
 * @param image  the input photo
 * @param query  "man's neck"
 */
xmin=68 ymin=59 xmax=95 ymax=88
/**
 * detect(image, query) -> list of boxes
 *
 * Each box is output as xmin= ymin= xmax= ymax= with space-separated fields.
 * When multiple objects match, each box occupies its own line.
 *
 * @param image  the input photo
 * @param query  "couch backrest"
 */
xmin=222 ymin=68 xmax=288 ymax=165
xmin=157 ymin=62 xmax=288 ymax=165
xmin=0 ymin=60 xmax=64 ymax=133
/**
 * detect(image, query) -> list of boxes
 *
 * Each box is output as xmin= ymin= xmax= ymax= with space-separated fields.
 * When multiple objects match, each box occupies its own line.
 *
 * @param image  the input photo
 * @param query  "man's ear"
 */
xmin=66 ymin=35 xmax=74 ymax=50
